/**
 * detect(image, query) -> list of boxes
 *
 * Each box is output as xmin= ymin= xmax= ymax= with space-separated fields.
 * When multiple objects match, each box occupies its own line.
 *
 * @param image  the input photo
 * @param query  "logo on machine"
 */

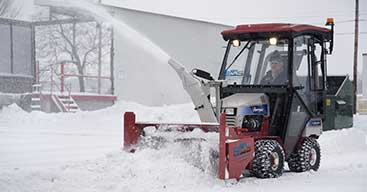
xmin=252 ymin=106 xmax=264 ymax=113
xmin=238 ymin=104 xmax=268 ymax=116
xmin=309 ymin=120 xmax=321 ymax=126
xmin=233 ymin=142 xmax=251 ymax=157
xmin=250 ymin=104 xmax=268 ymax=115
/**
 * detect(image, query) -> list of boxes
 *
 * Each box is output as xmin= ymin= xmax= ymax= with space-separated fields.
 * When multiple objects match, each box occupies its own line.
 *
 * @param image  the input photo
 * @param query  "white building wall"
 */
xmin=105 ymin=6 xmax=231 ymax=106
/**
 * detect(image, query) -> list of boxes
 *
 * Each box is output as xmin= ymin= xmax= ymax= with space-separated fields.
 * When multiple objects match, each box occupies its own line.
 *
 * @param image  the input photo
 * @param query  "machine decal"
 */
xmin=233 ymin=142 xmax=251 ymax=159
xmin=238 ymin=104 xmax=268 ymax=116
xmin=252 ymin=106 xmax=265 ymax=113
xmin=303 ymin=118 xmax=323 ymax=137
xmin=308 ymin=120 xmax=322 ymax=126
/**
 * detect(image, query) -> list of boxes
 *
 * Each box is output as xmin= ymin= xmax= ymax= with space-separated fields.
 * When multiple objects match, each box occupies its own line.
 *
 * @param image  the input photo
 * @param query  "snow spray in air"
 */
xmin=45 ymin=0 xmax=171 ymax=64
xmin=52 ymin=0 xmax=217 ymax=122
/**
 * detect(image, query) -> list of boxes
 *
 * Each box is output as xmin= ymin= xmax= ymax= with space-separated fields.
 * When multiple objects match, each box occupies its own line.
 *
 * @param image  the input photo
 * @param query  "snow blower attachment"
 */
xmin=123 ymin=19 xmax=334 ymax=180
xmin=124 ymin=112 xmax=255 ymax=180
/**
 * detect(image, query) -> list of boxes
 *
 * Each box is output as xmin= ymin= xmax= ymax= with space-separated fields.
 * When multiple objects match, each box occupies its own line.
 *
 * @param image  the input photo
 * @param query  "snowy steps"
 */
xmin=31 ymin=84 xmax=42 ymax=111
xmin=30 ymin=83 xmax=80 ymax=113
xmin=31 ymin=94 xmax=41 ymax=111
xmin=54 ymin=95 xmax=80 ymax=113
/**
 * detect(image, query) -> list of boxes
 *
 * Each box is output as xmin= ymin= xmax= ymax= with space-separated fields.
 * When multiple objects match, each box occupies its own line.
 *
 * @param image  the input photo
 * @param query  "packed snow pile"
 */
xmin=0 ymin=102 xmax=366 ymax=192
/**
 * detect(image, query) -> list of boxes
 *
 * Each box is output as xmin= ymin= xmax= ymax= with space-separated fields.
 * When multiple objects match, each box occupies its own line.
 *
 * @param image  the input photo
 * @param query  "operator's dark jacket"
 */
xmin=260 ymin=70 xmax=287 ymax=85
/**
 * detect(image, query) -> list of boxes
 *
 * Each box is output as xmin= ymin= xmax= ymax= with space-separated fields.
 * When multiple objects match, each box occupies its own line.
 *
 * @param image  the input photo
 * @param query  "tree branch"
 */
xmin=57 ymin=22 xmax=82 ymax=68
xmin=82 ymin=46 xmax=97 ymax=69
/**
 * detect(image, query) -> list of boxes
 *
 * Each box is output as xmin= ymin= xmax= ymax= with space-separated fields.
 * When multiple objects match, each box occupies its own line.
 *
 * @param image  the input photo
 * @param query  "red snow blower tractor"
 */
xmin=123 ymin=18 xmax=335 ymax=180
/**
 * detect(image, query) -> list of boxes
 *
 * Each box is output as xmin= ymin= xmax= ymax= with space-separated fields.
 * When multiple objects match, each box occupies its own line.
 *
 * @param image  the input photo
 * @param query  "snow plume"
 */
xmin=5 ymin=0 xmax=171 ymax=64
xmin=39 ymin=0 xmax=171 ymax=64
xmin=0 ymin=0 xmax=37 ymax=20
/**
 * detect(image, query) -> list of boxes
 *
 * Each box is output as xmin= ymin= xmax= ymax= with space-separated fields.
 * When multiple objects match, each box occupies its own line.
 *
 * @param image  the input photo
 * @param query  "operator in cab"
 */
xmin=260 ymin=51 xmax=287 ymax=85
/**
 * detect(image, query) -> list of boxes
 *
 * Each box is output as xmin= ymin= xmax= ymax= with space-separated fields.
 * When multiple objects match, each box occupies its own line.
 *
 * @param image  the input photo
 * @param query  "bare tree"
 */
xmin=36 ymin=14 xmax=112 ymax=93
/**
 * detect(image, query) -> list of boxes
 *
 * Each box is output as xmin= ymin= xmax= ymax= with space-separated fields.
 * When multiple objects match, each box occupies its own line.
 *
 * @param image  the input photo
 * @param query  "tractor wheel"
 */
xmin=288 ymin=137 xmax=321 ymax=172
xmin=251 ymin=140 xmax=285 ymax=178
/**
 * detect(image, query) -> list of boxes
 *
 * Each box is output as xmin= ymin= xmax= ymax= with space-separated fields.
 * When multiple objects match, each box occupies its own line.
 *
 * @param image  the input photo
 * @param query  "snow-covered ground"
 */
xmin=0 ymin=101 xmax=366 ymax=192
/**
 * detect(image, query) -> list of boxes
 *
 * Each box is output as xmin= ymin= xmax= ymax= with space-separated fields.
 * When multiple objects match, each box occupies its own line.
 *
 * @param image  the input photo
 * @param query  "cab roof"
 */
xmin=221 ymin=23 xmax=331 ymax=41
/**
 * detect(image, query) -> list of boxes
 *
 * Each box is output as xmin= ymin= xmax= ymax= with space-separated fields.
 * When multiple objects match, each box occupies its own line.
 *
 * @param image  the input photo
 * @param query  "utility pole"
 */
xmin=353 ymin=0 xmax=359 ymax=114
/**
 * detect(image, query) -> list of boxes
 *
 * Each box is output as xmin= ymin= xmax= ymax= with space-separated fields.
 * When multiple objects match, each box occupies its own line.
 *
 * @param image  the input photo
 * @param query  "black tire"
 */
xmin=288 ymin=137 xmax=321 ymax=172
xmin=251 ymin=140 xmax=285 ymax=178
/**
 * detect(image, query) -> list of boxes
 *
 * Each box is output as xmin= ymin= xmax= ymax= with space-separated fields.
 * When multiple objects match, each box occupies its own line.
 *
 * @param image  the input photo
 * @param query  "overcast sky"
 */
xmin=103 ymin=0 xmax=367 ymax=77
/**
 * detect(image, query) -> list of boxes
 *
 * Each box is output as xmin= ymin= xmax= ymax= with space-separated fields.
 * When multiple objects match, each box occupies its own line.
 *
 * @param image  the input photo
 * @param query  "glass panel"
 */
xmin=0 ymin=24 xmax=11 ymax=73
xmin=294 ymin=36 xmax=314 ymax=112
xmin=293 ymin=36 xmax=309 ymax=88
xmin=13 ymin=25 xmax=32 ymax=76
xmin=294 ymin=36 xmax=324 ymax=114
xmin=224 ymin=39 xmax=288 ymax=85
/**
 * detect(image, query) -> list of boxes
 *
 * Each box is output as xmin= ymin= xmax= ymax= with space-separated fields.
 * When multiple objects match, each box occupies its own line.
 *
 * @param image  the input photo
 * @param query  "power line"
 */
xmin=335 ymin=32 xmax=367 ymax=35
xmin=336 ymin=19 xmax=367 ymax=23
xmin=203 ymin=16 xmax=367 ymax=25
xmin=198 ymin=11 xmax=367 ymax=21
xmin=338 ymin=19 xmax=367 ymax=23
xmin=286 ymin=8 xmax=367 ymax=15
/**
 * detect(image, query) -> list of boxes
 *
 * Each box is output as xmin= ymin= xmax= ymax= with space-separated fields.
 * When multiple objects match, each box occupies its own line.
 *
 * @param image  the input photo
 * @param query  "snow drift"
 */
xmin=0 ymin=102 xmax=366 ymax=192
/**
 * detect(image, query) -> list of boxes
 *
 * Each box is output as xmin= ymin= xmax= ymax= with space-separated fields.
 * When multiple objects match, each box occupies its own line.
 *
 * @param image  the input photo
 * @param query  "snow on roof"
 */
xmin=101 ymin=0 xmax=217 ymax=23
xmin=100 ymin=0 xmax=233 ymax=27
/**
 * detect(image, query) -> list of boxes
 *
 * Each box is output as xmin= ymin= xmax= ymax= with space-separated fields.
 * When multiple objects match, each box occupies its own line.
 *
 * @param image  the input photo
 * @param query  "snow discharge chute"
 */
xmin=167 ymin=59 xmax=217 ymax=123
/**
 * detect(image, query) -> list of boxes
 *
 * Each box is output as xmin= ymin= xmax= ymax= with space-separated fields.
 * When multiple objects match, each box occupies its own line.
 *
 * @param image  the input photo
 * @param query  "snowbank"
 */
xmin=0 ymin=102 xmax=366 ymax=192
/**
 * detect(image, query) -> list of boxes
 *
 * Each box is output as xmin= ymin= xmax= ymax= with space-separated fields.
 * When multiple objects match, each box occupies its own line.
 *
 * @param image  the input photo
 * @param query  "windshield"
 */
xmin=223 ymin=39 xmax=289 ymax=85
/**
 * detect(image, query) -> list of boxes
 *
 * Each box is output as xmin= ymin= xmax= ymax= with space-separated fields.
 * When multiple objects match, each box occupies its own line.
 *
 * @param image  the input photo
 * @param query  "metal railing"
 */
xmin=60 ymin=62 xmax=112 ymax=94
xmin=36 ymin=61 xmax=112 ymax=95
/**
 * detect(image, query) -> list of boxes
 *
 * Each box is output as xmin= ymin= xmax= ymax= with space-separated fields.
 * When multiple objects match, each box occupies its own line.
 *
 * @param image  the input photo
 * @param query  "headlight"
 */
xmin=232 ymin=39 xmax=241 ymax=47
xmin=269 ymin=37 xmax=277 ymax=45
xmin=225 ymin=108 xmax=236 ymax=115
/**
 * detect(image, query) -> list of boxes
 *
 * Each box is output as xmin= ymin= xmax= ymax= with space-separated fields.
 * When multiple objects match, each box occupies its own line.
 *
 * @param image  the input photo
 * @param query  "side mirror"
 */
xmin=192 ymin=68 xmax=214 ymax=81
